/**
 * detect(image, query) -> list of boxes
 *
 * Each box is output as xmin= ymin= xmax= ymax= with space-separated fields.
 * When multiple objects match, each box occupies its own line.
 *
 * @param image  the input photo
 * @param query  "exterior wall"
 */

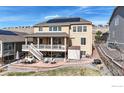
xmin=108 ymin=8 xmax=124 ymax=50
xmin=33 ymin=24 xmax=92 ymax=55
xmin=70 ymin=24 xmax=92 ymax=55
xmin=34 ymin=27 xmax=39 ymax=33
xmin=34 ymin=26 xmax=70 ymax=34
xmin=0 ymin=40 xmax=2 ymax=57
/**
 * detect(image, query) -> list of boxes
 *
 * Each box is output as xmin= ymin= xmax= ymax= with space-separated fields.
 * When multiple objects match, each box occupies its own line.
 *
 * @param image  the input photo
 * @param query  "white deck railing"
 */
xmin=22 ymin=44 xmax=66 ymax=51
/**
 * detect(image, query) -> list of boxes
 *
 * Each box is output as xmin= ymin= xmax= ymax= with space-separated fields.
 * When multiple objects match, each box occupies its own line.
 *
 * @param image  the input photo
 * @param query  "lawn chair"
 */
xmin=44 ymin=58 xmax=49 ymax=63
xmin=51 ymin=58 xmax=56 ymax=64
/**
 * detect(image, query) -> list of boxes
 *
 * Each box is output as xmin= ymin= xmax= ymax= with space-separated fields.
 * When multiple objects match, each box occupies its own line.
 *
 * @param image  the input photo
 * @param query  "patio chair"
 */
xmin=51 ymin=58 xmax=56 ymax=64
xmin=44 ymin=58 xmax=49 ymax=63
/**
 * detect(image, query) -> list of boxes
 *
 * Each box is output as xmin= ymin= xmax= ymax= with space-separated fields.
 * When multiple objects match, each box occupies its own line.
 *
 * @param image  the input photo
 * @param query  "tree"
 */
xmin=95 ymin=31 xmax=102 ymax=43
xmin=101 ymin=32 xmax=109 ymax=42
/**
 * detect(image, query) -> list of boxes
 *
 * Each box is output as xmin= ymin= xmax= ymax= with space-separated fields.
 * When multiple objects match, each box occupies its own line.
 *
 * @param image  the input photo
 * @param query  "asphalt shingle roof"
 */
xmin=0 ymin=29 xmax=26 ymax=42
xmin=34 ymin=17 xmax=92 ymax=27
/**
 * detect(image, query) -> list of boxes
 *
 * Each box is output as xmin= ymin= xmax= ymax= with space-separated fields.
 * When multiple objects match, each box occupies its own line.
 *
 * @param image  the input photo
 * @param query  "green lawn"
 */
xmin=6 ymin=67 xmax=101 ymax=76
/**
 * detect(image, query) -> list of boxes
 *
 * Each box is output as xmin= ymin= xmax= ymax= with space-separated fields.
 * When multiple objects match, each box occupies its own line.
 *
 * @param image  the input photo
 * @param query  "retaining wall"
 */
xmin=96 ymin=45 xmax=124 ymax=76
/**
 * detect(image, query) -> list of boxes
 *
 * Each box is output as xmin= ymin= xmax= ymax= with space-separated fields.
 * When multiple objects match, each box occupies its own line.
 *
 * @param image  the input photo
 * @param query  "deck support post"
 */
xmin=37 ymin=37 xmax=40 ymax=49
xmin=64 ymin=37 xmax=67 ymax=62
xmin=25 ymin=38 xmax=28 ymax=45
xmin=51 ymin=37 xmax=53 ymax=59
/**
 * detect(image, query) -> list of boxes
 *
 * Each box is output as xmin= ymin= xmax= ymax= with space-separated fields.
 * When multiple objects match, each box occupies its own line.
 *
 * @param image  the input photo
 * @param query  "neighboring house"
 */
xmin=22 ymin=17 xmax=92 ymax=60
xmin=107 ymin=6 xmax=124 ymax=50
xmin=2 ymin=26 xmax=34 ymax=34
xmin=0 ymin=30 xmax=27 ymax=64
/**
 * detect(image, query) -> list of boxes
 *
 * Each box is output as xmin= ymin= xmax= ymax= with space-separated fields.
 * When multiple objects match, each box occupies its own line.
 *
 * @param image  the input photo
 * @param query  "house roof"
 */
xmin=0 ymin=29 xmax=26 ymax=42
xmin=109 ymin=6 xmax=124 ymax=25
xmin=34 ymin=17 xmax=92 ymax=27
xmin=24 ymin=32 xmax=69 ymax=38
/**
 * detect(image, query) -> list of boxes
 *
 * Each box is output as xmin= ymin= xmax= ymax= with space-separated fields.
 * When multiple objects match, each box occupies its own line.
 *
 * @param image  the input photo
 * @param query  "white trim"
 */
xmin=0 ymin=41 xmax=3 ymax=57
xmin=72 ymin=25 xmax=87 ymax=32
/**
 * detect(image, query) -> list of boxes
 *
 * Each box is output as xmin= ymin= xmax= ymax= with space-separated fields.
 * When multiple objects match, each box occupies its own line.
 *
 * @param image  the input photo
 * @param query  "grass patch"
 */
xmin=6 ymin=67 xmax=101 ymax=76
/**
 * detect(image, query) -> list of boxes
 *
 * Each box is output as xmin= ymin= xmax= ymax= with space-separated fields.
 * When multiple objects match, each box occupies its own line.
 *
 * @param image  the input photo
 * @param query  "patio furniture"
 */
xmin=44 ymin=58 xmax=49 ymax=63
xmin=51 ymin=58 xmax=56 ymax=64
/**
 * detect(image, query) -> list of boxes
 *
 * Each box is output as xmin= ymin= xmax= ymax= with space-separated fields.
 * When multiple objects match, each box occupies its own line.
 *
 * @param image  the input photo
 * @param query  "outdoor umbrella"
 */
xmin=16 ymin=51 xmax=19 ymax=60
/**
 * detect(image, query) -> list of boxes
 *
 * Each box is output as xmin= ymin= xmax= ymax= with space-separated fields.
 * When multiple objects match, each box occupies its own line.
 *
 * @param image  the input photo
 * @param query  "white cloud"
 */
xmin=44 ymin=15 xmax=61 ymax=19
xmin=68 ymin=6 xmax=91 ymax=16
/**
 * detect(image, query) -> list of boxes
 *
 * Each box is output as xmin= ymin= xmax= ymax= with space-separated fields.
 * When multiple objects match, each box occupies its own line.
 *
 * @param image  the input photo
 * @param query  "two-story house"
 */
xmin=22 ymin=17 xmax=92 ymax=60
xmin=108 ymin=6 xmax=124 ymax=50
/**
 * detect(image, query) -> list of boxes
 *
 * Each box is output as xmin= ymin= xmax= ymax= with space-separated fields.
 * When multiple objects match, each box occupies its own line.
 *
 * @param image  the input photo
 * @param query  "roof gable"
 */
xmin=34 ymin=17 xmax=91 ymax=26
xmin=109 ymin=6 xmax=124 ymax=25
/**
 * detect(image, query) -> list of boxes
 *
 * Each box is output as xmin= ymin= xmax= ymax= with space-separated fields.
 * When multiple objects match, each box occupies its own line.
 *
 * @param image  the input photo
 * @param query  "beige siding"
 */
xmin=34 ymin=26 xmax=69 ymax=33
xmin=34 ymin=27 xmax=39 ymax=33
xmin=70 ymin=25 xmax=92 ymax=55
xmin=61 ymin=26 xmax=70 ymax=34
xmin=33 ymin=24 xmax=92 ymax=55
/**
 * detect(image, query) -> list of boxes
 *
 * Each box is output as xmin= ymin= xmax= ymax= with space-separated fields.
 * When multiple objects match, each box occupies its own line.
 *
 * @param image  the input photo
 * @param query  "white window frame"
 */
xmin=83 ymin=26 xmax=87 ymax=32
xmin=73 ymin=26 xmax=76 ymax=32
xmin=39 ymin=27 xmax=43 ymax=31
xmin=115 ymin=17 xmax=119 ymax=26
xmin=73 ymin=25 xmax=87 ymax=32
xmin=112 ymin=31 xmax=115 ymax=38
xmin=81 ymin=37 xmax=86 ymax=45
xmin=49 ymin=26 xmax=61 ymax=31
xmin=77 ymin=26 xmax=82 ymax=32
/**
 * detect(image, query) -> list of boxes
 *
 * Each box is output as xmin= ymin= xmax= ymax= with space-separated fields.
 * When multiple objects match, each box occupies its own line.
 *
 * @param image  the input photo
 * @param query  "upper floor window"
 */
xmin=112 ymin=31 xmax=115 ymax=38
xmin=77 ymin=26 xmax=82 ymax=32
xmin=81 ymin=38 xmax=86 ymax=45
xmin=83 ymin=26 xmax=87 ymax=32
xmin=73 ymin=25 xmax=87 ymax=32
xmin=58 ymin=26 xmax=61 ymax=31
xmin=39 ymin=27 xmax=43 ymax=31
xmin=49 ymin=26 xmax=61 ymax=31
xmin=0 ymin=44 xmax=1 ymax=53
xmin=49 ymin=26 xmax=52 ymax=31
xmin=73 ymin=26 xmax=76 ymax=32
xmin=115 ymin=17 xmax=119 ymax=26
xmin=53 ymin=26 xmax=57 ymax=31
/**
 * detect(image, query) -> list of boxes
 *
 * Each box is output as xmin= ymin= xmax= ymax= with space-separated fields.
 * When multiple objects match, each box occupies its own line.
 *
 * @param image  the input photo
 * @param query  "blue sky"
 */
xmin=0 ymin=6 xmax=115 ymax=28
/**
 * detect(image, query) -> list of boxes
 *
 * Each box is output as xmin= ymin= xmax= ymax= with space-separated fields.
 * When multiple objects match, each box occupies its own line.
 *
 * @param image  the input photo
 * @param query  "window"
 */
xmin=53 ymin=26 xmax=57 ymax=31
xmin=83 ymin=26 xmax=87 ymax=32
xmin=115 ymin=17 xmax=119 ymax=26
xmin=58 ymin=26 xmax=61 ymax=31
xmin=0 ymin=44 xmax=1 ymax=54
xmin=77 ymin=26 xmax=82 ymax=32
xmin=73 ymin=25 xmax=87 ymax=32
xmin=49 ymin=26 xmax=52 ymax=31
xmin=49 ymin=26 xmax=61 ymax=31
xmin=3 ymin=43 xmax=14 ymax=50
xmin=112 ymin=31 xmax=115 ymax=38
xmin=81 ymin=51 xmax=86 ymax=55
xmin=73 ymin=26 xmax=76 ymax=32
xmin=39 ymin=27 xmax=43 ymax=31
xmin=81 ymin=38 xmax=86 ymax=45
